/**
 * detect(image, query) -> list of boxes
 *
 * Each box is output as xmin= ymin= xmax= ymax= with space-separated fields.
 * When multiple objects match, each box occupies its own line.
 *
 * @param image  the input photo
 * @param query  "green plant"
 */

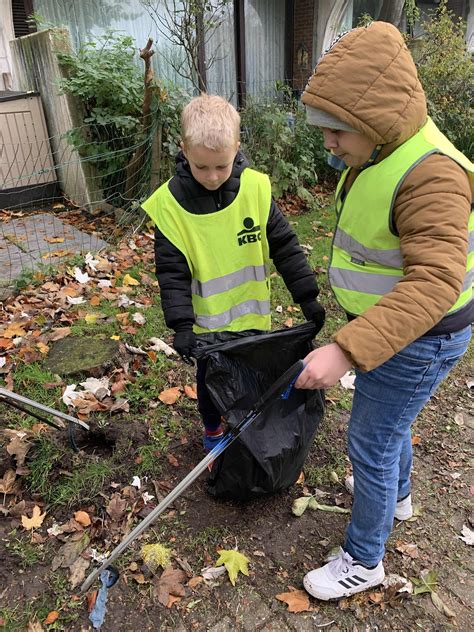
xmin=414 ymin=1 xmax=473 ymax=155
xmin=241 ymin=98 xmax=332 ymax=198
xmin=57 ymin=31 xmax=146 ymax=202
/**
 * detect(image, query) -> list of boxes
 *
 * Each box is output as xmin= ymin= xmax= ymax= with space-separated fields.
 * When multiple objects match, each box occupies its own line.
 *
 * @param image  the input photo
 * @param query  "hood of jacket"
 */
xmin=302 ymin=22 xmax=427 ymax=147
xmin=169 ymin=149 xmax=249 ymax=214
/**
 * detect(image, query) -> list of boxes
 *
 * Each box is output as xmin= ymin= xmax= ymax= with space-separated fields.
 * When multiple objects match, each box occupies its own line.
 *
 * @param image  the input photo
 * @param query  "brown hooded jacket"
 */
xmin=302 ymin=22 xmax=472 ymax=371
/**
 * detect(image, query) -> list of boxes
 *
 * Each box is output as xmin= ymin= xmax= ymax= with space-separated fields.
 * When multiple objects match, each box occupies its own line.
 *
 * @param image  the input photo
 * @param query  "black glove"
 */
xmin=300 ymin=300 xmax=326 ymax=333
xmin=173 ymin=330 xmax=197 ymax=360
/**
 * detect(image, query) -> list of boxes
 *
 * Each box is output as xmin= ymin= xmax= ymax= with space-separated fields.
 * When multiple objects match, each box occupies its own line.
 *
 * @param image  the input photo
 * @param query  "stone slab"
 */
xmin=0 ymin=213 xmax=107 ymax=284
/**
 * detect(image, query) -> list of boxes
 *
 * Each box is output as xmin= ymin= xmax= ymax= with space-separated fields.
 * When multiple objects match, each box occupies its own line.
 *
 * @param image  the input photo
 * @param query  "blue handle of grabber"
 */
xmin=280 ymin=362 xmax=306 ymax=400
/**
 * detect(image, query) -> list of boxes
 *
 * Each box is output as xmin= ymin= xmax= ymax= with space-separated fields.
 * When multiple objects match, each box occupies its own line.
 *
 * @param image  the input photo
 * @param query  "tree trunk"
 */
xmin=124 ymin=38 xmax=155 ymax=204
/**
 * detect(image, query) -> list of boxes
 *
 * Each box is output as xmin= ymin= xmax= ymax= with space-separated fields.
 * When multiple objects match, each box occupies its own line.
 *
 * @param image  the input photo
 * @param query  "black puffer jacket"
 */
xmin=154 ymin=151 xmax=319 ymax=332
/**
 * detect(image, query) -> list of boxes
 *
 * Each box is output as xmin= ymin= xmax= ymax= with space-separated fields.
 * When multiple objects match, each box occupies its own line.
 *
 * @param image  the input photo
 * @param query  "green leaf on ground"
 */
xmin=292 ymin=495 xmax=350 ymax=517
xmin=215 ymin=549 xmax=250 ymax=586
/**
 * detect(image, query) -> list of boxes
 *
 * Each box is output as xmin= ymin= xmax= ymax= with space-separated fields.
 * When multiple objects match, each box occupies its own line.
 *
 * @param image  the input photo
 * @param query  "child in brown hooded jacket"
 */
xmin=295 ymin=21 xmax=473 ymax=600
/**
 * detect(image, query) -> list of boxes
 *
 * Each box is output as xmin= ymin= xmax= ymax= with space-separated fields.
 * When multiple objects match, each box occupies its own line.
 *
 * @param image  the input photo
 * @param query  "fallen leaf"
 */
xmin=275 ymin=589 xmax=311 ymax=613
xmin=411 ymin=435 xmax=422 ymax=446
xmin=69 ymin=555 xmax=90 ymax=589
xmin=148 ymin=337 xmax=177 ymax=357
xmin=21 ymin=505 xmax=46 ymax=530
xmin=458 ymin=524 xmax=474 ymax=545
xmin=86 ymin=590 xmax=98 ymax=613
xmin=44 ymin=236 xmax=65 ymax=244
xmin=431 ymin=591 xmax=456 ymax=618
xmin=27 ymin=619 xmax=44 ymax=631
xmin=201 ymin=565 xmax=226 ymax=581
xmin=51 ymin=533 xmax=90 ymax=571
xmin=215 ymin=549 xmax=250 ymax=586
xmin=4 ymin=432 xmax=32 ymax=467
xmin=167 ymin=453 xmax=179 ymax=467
xmin=3 ymin=323 xmax=27 ymax=338
xmin=188 ymin=576 xmax=203 ymax=589
xmin=184 ymin=384 xmax=197 ymax=400
xmin=74 ymin=510 xmax=91 ymax=527
xmin=396 ymin=541 xmax=419 ymax=558
xmin=283 ymin=317 xmax=293 ymax=328
xmin=107 ymin=493 xmax=127 ymax=522
xmin=159 ymin=387 xmax=181 ymax=405
xmin=43 ymin=611 xmax=59 ymax=625
xmin=123 ymin=273 xmax=140 ymax=286
xmin=154 ymin=567 xmax=186 ymax=607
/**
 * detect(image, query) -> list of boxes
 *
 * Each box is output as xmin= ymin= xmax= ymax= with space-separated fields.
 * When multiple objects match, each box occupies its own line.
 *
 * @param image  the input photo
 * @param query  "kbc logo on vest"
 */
xmin=237 ymin=217 xmax=261 ymax=246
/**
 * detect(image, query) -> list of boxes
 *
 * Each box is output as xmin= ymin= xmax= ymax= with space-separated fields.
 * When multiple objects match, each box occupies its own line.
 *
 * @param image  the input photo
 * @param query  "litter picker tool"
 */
xmin=80 ymin=359 xmax=305 ymax=593
xmin=0 ymin=387 xmax=90 ymax=435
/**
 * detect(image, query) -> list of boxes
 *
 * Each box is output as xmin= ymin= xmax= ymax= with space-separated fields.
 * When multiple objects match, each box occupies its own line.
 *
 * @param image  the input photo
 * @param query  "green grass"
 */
xmin=46 ymin=460 xmax=117 ymax=507
xmin=4 ymin=531 xmax=49 ymax=568
xmin=11 ymin=363 xmax=63 ymax=410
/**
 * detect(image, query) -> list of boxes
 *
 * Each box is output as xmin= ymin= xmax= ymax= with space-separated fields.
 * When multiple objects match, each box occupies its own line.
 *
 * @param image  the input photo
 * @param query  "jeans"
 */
xmin=345 ymin=326 xmax=471 ymax=566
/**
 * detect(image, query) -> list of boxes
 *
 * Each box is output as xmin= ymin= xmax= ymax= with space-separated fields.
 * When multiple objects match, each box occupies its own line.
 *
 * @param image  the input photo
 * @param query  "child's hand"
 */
xmin=300 ymin=300 xmax=326 ymax=332
xmin=295 ymin=343 xmax=353 ymax=390
xmin=173 ymin=330 xmax=197 ymax=359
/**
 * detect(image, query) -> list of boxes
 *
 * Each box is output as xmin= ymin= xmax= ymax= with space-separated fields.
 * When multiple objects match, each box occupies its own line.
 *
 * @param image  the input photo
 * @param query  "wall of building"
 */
xmin=291 ymin=0 xmax=314 ymax=91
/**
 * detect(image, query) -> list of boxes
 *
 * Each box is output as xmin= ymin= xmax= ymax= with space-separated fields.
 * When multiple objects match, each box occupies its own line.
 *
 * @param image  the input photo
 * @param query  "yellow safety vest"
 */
xmin=330 ymin=118 xmax=474 ymax=315
xmin=142 ymin=168 xmax=272 ymax=333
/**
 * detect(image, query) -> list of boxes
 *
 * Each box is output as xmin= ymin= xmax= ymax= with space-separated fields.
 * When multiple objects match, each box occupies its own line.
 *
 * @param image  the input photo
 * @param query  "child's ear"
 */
xmin=180 ymin=141 xmax=186 ymax=155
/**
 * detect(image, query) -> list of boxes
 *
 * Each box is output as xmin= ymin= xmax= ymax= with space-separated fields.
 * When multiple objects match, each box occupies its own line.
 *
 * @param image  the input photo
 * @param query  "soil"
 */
xmin=1 ymin=352 xmax=472 ymax=632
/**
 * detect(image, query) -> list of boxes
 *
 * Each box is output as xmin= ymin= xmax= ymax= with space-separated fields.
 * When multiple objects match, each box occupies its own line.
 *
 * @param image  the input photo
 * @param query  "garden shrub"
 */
xmin=240 ymin=95 xmax=333 ymax=199
xmin=57 ymin=31 xmax=146 ymax=202
xmin=413 ymin=1 xmax=473 ymax=156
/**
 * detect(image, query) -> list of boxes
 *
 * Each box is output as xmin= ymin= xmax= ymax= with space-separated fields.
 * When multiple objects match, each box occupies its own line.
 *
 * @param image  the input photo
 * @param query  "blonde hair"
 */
xmin=181 ymin=94 xmax=240 ymax=151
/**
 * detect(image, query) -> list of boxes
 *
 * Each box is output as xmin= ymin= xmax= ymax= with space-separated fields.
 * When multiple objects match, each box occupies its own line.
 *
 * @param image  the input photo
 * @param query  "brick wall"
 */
xmin=292 ymin=0 xmax=315 ymax=92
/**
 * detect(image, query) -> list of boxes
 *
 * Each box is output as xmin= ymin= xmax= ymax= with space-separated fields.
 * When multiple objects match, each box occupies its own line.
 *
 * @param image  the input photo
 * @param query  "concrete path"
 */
xmin=0 ymin=212 xmax=107 ymax=289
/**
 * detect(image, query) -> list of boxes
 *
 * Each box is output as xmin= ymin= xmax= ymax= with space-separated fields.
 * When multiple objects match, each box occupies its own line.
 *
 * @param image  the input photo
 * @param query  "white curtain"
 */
xmin=244 ymin=0 xmax=285 ymax=98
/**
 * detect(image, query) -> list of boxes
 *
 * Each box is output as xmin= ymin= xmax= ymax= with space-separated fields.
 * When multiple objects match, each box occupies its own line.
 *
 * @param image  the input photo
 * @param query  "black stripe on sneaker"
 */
xmin=345 ymin=577 xmax=362 ymax=587
xmin=338 ymin=580 xmax=352 ymax=588
xmin=352 ymin=575 xmax=367 ymax=583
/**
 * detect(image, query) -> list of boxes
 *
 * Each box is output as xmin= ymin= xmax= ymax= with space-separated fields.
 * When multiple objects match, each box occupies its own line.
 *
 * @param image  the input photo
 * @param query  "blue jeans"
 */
xmin=345 ymin=326 xmax=471 ymax=566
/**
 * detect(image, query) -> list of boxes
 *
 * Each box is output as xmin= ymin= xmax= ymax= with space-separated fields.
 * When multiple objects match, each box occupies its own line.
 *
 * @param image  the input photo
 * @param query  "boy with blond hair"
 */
xmin=142 ymin=94 xmax=324 ymax=451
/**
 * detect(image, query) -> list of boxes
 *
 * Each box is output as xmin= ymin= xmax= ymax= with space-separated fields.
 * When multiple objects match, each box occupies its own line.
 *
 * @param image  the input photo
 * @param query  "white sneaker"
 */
xmin=344 ymin=475 xmax=413 ymax=521
xmin=303 ymin=547 xmax=385 ymax=600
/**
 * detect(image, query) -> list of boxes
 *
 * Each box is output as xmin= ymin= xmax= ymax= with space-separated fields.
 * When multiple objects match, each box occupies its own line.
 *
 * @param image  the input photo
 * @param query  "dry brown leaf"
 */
xmin=283 ymin=317 xmax=294 ymax=328
xmin=188 ymin=576 xmax=203 ymax=589
xmin=86 ymin=590 xmax=98 ymax=613
xmin=89 ymin=295 xmax=101 ymax=306
xmin=411 ymin=435 xmax=422 ymax=446
xmin=5 ymin=433 xmax=32 ymax=467
xmin=3 ymin=323 xmax=27 ymax=338
xmin=44 ymin=236 xmax=65 ymax=244
xmin=69 ymin=555 xmax=90 ymax=589
xmin=159 ymin=387 xmax=181 ymax=405
xmin=107 ymin=493 xmax=127 ymax=522
xmin=184 ymin=384 xmax=198 ymax=400
xmin=154 ymin=567 xmax=187 ymax=607
xmin=395 ymin=541 xmax=419 ymax=558
xmin=0 ymin=469 xmax=16 ymax=494
xmin=275 ymin=589 xmax=311 ymax=613
xmin=21 ymin=505 xmax=46 ymax=530
xmin=51 ymin=533 xmax=90 ymax=571
xmin=43 ymin=611 xmax=59 ymax=625
xmin=74 ymin=510 xmax=91 ymax=527
xmin=167 ymin=453 xmax=179 ymax=467
xmin=0 ymin=337 xmax=13 ymax=349
xmin=27 ymin=619 xmax=44 ymax=631
xmin=36 ymin=342 xmax=49 ymax=355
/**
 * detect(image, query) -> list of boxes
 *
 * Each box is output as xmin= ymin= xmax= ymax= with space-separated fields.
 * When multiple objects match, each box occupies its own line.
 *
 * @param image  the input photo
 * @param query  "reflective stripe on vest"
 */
xmin=141 ymin=167 xmax=272 ymax=333
xmin=329 ymin=118 xmax=474 ymax=316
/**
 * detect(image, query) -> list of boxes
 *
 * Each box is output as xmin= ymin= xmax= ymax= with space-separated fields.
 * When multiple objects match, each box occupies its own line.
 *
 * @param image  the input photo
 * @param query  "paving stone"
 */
xmin=0 ymin=212 xmax=107 ymax=283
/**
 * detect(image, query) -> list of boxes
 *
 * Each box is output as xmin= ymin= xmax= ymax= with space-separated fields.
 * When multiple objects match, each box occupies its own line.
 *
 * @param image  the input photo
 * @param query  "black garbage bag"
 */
xmin=194 ymin=322 xmax=324 ymax=500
